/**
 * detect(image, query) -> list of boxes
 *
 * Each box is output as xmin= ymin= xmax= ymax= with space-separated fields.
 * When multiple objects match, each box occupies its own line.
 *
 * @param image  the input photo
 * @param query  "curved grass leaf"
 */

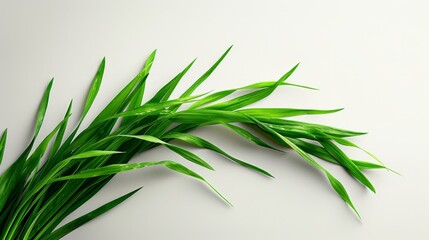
xmin=119 ymin=135 xmax=214 ymax=170
xmin=258 ymin=117 xmax=367 ymax=138
xmin=163 ymin=132 xmax=274 ymax=177
xmin=180 ymin=46 xmax=232 ymax=99
xmin=319 ymin=140 xmax=376 ymax=193
xmin=147 ymin=58 xmax=196 ymax=104
xmin=289 ymin=138 xmax=386 ymax=170
xmin=223 ymin=123 xmax=283 ymax=152
xmin=333 ymin=137 xmax=385 ymax=167
xmin=189 ymin=81 xmax=317 ymax=110
xmin=52 ymin=160 xmax=231 ymax=206
xmin=203 ymin=63 xmax=299 ymax=111
xmin=245 ymin=115 xmax=361 ymax=218
xmin=43 ymin=188 xmax=141 ymax=240
xmin=237 ymin=108 xmax=343 ymax=118
xmin=81 ymin=57 xmax=105 ymax=121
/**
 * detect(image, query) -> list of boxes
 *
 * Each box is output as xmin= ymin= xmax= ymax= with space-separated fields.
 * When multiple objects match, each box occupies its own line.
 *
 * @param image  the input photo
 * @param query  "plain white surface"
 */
xmin=1 ymin=0 xmax=428 ymax=239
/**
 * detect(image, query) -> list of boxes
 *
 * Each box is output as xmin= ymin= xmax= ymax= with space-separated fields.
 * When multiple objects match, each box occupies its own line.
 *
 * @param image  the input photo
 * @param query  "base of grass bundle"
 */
xmin=0 ymin=46 xmax=390 ymax=239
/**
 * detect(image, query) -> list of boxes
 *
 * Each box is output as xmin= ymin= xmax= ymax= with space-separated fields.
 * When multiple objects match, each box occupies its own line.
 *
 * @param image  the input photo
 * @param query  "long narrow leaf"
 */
xmin=43 ymin=188 xmax=141 ymax=240
xmin=320 ymin=140 xmax=376 ymax=193
xmin=52 ymin=160 xmax=231 ymax=206
xmin=164 ymin=132 xmax=273 ymax=177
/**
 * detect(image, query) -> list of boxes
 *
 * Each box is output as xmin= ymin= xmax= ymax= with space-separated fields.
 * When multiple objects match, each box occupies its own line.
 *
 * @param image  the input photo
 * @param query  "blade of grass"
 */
xmin=0 ymin=129 xmax=7 ymax=166
xmin=258 ymin=117 xmax=367 ymax=138
xmin=223 ymin=123 xmax=284 ymax=152
xmin=0 ymin=79 xmax=53 ymax=214
xmin=43 ymin=187 xmax=141 ymax=240
xmin=246 ymin=115 xmax=361 ymax=218
xmin=163 ymin=132 xmax=274 ymax=177
xmin=320 ymin=140 xmax=376 ymax=193
xmin=128 ymin=50 xmax=156 ymax=108
xmin=48 ymin=100 xmax=73 ymax=160
xmin=122 ymin=50 xmax=157 ymax=126
xmin=34 ymin=79 xmax=53 ymax=138
xmin=52 ymin=160 xmax=231 ymax=206
xmin=179 ymin=46 xmax=232 ymax=99
xmin=237 ymin=108 xmax=343 ymax=118
xmin=289 ymin=138 xmax=386 ymax=170
xmin=119 ymin=135 xmax=214 ymax=170
xmin=146 ymin=59 xmax=196 ymax=104
xmin=333 ymin=137 xmax=386 ymax=167
xmin=189 ymin=81 xmax=317 ymax=110
xmin=81 ymin=57 xmax=105 ymax=121
xmin=202 ymin=63 xmax=299 ymax=111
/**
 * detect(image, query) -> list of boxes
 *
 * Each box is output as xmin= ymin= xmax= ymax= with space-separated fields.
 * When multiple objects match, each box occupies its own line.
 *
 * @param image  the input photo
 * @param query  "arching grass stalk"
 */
xmin=0 ymin=47 xmax=389 ymax=239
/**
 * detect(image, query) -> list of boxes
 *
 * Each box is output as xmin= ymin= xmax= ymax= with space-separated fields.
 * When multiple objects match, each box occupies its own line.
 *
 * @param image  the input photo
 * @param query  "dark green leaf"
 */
xmin=0 ymin=129 xmax=7 ymax=165
xmin=44 ymin=188 xmax=141 ymax=240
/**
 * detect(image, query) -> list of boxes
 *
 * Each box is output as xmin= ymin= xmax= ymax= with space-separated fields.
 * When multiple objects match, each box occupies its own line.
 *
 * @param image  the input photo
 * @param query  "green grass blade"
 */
xmin=237 ymin=108 xmax=343 ymax=118
xmin=164 ymin=161 xmax=232 ymax=206
xmin=91 ymin=67 xmax=149 ymax=125
xmin=223 ymin=123 xmax=283 ymax=152
xmin=34 ymin=79 xmax=53 ymax=138
xmin=320 ymin=140 xmax=376 ymax=193
xmin=259 ymin=118 xmax=367 ymax=138
xmin=128 ymin=49 xmax=156 ymax=108
xmin=0 ymin=129 xmax=7 ymax=166
xmin=29 ymin=151 xmax=123 ymax=197
xmin=52 ymin=160 xmax=231 ymax=206
xmin=43 ymin=188 xmax=141 ymax=240
xmin=81 ymin=58 xmax=105 ymax=121
xmin=119 ymin=135 xmax=214 ymax=170
xmin=353 ymin=160 xmax=386 ymax=170
xmin=51 ymin=161 xmax=175 ymax=180
xmin=25 ymin=114 xmax=71 ymax=174
xmin=165 ymin=145 xmax=215 ymax=170
xmin=289 ymin=138 xmax=386 ymax=171
xmin=246 ymin=115 xmax=361 ymax=217
xmin=171 ymin=109 xmax=251 ymax=124
xmin=122 ymin=50 xmax=157 ymax=126
xmin=188 ymin=89 xmax=236 ymax=110
xmin=0 ymin=78 xmax=55 ymax=219
xmin=48 ymin=101 xmax=73 ymax=160
xmin=110 ymin=94 xmax=205 ymax=119
xmin=164 ymin=132 xmax=273 ymax=177
xmin=189 ymin=81 xmax=316 ymax=110
xmin=326 ymin=173 xmax=360 ymax=219
xmin=202 ymin=63 xmax=299 ymax=111
xmin=180 ymin=46 xmax=232 ymax=98
xmin=147 ymin=59 xmax=196 ymax=104
xmin=333 ymin=137 xmax=385 ymax=167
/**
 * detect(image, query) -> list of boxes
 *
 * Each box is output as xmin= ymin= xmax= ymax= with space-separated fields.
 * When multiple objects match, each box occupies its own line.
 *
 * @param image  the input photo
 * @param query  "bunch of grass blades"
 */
xmin=0 ymin=47 xmax=391 ymax=239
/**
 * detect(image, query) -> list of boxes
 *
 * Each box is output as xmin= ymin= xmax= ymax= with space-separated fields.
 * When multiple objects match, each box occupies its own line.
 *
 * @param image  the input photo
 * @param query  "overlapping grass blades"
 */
xmin=0 ymin=47 xmax=389 ymax=239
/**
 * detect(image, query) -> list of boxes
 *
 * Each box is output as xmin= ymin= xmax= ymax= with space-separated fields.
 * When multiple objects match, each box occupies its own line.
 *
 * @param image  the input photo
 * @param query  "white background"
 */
xmin=1 ymin=0 xmax=428 ymax=239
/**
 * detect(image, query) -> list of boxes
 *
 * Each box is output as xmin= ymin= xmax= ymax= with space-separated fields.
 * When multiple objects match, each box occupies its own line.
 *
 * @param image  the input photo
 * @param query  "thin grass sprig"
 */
xmin=0 ymin=47 xmax=390 ymax=239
